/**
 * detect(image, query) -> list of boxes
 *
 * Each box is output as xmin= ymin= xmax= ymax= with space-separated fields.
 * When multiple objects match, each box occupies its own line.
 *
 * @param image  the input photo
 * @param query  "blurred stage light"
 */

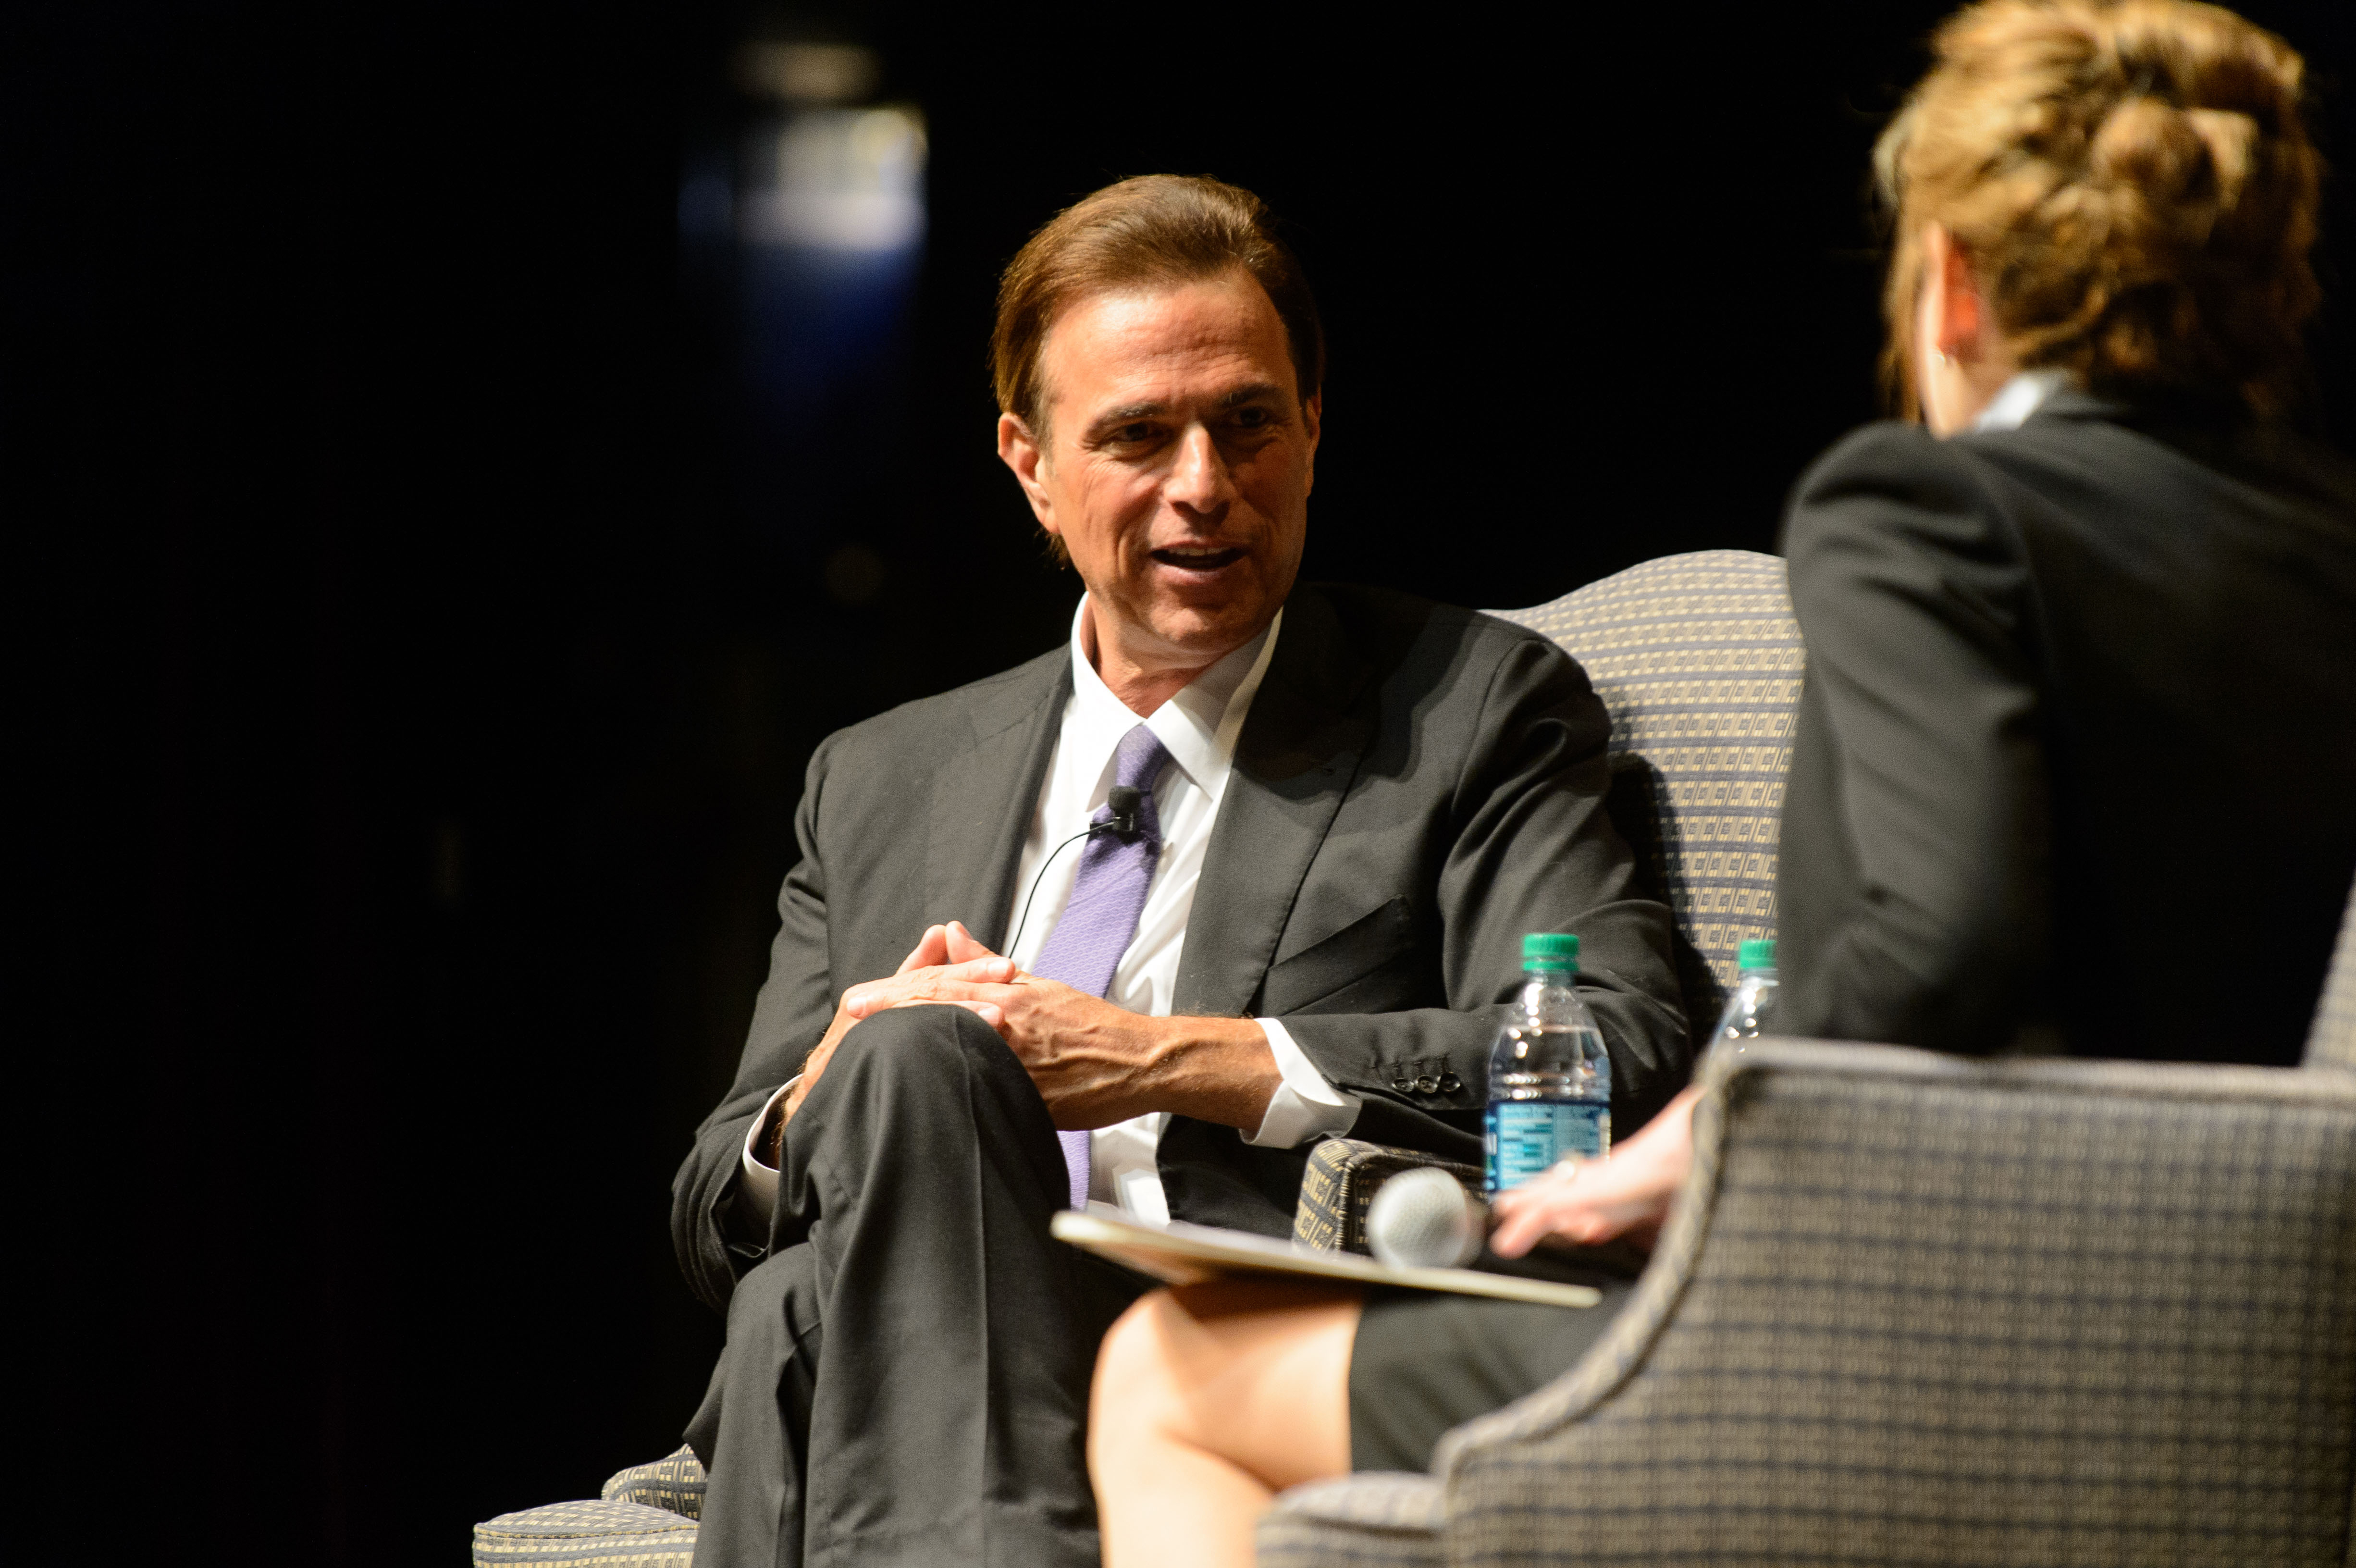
xmin=739 ymin=107 xmax=925 ymax=253
xmin=688 ymin=33 xmax=927 ymax=509
xmin=734 ymin=41 xmax=879 ymax=107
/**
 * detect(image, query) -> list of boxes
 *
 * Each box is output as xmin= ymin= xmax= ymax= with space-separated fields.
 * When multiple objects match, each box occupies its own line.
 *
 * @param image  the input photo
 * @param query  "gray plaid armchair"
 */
xmin=1257 ymin=877 xmax=2356 ymax=1566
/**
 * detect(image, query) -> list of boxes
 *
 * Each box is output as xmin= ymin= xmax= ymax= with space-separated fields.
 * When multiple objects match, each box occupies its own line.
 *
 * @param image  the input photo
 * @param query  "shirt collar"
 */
xmin=1066 ymin=595 xmax=1283 ymax=806
xmin=1972 ymin=368 xmax=2074 ymax=432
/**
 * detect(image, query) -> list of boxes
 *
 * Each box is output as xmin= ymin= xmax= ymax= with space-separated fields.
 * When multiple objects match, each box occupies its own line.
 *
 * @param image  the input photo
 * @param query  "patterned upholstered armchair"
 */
xmin=1257 ymin=894 xmax=2356 ymax=1564
xmin=1296 ymin=548 xmax=1802 ymax=1250
xmin=472 ymin=549 xmax=1806 ymax=1566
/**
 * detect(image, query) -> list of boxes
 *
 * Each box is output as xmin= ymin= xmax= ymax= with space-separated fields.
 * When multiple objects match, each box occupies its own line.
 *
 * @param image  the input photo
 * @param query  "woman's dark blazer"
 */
xmin=1776 ymin=387 xmax=2356 ymax=1065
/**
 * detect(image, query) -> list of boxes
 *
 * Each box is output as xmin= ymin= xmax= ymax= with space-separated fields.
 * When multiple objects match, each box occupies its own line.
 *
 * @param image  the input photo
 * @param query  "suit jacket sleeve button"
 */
xmin=1390 ymin=1078 xmax=1414 ymax=1092
xmin=1414 ymin=1074 xmax=1440 ymax=1094
xmin=1439 ymin=1074 xmax=1462 ymax=1093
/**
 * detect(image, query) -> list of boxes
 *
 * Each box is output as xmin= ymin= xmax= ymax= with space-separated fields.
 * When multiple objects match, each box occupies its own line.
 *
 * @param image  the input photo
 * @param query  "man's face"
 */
xmin=999 ymin=271 xmax=1319 ymax=674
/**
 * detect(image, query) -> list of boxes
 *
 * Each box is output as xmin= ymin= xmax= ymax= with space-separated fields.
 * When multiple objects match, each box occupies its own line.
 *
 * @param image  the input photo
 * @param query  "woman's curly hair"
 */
xmin=1878 ymin=0 xmax=2322 ymax=418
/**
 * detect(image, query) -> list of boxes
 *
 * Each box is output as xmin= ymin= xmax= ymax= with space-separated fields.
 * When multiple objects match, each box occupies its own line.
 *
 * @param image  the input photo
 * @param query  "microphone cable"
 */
xmin=1003 ymin=785 xmax=1146 ymax=961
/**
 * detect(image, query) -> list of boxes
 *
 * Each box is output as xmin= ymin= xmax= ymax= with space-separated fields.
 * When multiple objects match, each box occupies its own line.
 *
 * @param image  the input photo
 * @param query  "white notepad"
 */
xmin=1049 ymin=1210 xmax=1602 ymax=1309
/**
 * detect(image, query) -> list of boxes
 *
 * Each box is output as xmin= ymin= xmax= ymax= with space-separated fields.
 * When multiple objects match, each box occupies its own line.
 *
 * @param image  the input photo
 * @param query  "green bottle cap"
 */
xmin=1738 ymin=938 xmax=1776 ymax=971
xmin=1522 ymin=932 xmax=1579 ymax=971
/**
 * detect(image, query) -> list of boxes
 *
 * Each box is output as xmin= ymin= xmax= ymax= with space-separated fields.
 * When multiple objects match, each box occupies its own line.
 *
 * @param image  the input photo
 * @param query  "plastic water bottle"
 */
xmin=1484 ymin=933 xmax=1611 ymax=1194
xmin=1707 ymin=938 xmax=1779 ymax=1056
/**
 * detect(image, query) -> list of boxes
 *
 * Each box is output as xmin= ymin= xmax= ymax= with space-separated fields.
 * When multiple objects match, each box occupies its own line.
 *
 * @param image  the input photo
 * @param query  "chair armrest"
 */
xmin=1294 ymin=1138 xmax=1481 ymax=1252
xmin=600 ymin=1446 xmax=706 ymax=1520
xmin=1256 ymin=1472 xmax=1445 ymax=1568
xmin=1428 ymin=1039 xmax=2356 ymax=1564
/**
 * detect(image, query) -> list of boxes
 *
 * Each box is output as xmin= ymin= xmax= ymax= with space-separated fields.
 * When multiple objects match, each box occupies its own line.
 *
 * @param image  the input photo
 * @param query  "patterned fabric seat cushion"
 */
xmin=1490 ymin=549 xmax=1800 ymax=1037
xmin=471 ymin=1498 xmax=696 ymax=1567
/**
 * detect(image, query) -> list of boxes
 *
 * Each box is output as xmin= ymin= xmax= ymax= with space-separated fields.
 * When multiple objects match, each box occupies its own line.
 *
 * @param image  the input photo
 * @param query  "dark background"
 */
xmin=13 ymin=2 xmax=2352 ymax=1562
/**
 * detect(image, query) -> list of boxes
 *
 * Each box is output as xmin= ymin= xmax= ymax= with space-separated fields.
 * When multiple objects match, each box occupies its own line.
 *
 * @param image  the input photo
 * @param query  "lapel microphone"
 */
xmin=1005 ymin=785 xmax=1152 ymax=960
xmin=1104 ymin=785 xmax=1144 ymax=836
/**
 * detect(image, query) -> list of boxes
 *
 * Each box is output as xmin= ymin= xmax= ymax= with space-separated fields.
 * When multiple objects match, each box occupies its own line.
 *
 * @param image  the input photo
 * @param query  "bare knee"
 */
xmin=1092 ymin=1289 xmax=1190 ymax=1462
xmin=1097 ymin=1282 xmax=1361 ymax=1491
xmin=1092 ymin=1284 xmax=1342 ymax=1457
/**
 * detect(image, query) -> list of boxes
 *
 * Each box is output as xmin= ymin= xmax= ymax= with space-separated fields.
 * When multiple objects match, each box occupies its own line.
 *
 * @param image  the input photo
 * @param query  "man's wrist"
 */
xmin=754 ymin=1077 xmax=799 ymax=1168
xmin=1139 ymin=1014 xmax=1283 ymax=1130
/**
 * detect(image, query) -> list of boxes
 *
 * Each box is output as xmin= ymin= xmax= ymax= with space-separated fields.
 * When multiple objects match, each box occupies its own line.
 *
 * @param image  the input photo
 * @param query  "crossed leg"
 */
xmin=1089 ymin=1281 xmax=1362 ymax=1568
xmin=690 ymin=1003 xmax=1138 ymax=1567
xmin=1089 ymin=1255 xmax=1645 ymax=1566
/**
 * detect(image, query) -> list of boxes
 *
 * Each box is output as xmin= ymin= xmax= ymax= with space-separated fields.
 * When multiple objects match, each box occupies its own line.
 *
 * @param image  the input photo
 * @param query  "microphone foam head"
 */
xmin=1365 ymin=1166 xmax=1485 ymax=1270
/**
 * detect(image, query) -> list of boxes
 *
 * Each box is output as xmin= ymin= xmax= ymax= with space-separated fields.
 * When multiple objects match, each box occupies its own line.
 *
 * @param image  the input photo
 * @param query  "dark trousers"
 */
xmin=685 ymin=1004 xmax=1146 ymax=1568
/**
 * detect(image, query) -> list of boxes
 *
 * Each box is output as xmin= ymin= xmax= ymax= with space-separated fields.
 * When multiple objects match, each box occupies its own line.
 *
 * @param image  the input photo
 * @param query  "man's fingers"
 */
xmin=877 ymin=979 xmax=1022 ymax=1011
xmin=943 ymin=920 xmax=999 ymax=964
xmin=869 ymin=995 xmax=1008 ymax=1032
xmin=951 ymin=999 xmax=1006 ymax=1032
xmin=895 ymin=922 xmax=997 ymax=978
xmin=942 ymin=954 xmax=1016 ymax=982
xmin=844 ymin=959 xmax=1021 ymax=1017
xmin=896 ymin=925 xmax=950 ymax=975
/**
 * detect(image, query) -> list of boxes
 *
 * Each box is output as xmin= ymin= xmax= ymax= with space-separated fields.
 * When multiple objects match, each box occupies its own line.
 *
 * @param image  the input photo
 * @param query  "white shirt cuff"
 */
xmin=736 ymin=1076 xmax=799 ymax=1226
xmin=1245 ymin=1018 xmax=1362 ymax=1147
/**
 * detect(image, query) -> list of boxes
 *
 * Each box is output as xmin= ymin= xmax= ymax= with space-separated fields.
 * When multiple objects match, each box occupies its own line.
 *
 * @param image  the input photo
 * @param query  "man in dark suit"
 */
xmin=670 ymin=174 xmax=1689 ymax=1568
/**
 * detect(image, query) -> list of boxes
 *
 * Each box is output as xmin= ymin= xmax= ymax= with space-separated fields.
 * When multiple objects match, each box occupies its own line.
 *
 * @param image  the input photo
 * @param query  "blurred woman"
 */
xmin=1086 ymin=2 xmax=2356 ymax=1562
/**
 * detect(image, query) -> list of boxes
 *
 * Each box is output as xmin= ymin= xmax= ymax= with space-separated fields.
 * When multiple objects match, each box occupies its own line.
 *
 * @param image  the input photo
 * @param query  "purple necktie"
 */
xmin=1029 ymin=723 xmax=1172 ymax=1210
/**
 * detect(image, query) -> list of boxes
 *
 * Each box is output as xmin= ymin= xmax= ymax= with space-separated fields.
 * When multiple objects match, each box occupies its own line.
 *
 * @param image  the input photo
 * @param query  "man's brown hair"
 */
xmin=990 ymin=174 xmax=1325 ymax=441
xmin=1876 ymin=0 xmax=2322 ymax=419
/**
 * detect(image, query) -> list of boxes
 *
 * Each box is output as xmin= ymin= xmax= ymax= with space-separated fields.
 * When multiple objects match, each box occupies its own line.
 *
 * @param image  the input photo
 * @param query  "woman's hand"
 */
xmin=1488 ymin=1086 xmax=1702 ymax=1257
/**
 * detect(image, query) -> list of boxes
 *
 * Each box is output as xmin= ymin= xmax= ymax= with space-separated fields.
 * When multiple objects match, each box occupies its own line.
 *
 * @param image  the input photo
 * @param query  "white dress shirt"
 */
xmin=735 ymin=597 xmax=1361 ymax=1226
xmin=1971 ymin=368 xmax=2072 ymax=432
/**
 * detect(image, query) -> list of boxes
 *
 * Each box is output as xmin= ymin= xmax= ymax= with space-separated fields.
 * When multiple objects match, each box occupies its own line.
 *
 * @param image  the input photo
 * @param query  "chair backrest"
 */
xmin=1490 ymin=550 xmax=1801 ymax=1041
xmin=2306 ymin=871 xmax=2356 ymax=1072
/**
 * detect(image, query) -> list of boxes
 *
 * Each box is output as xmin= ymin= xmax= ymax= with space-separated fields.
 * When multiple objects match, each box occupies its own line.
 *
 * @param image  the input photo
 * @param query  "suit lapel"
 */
xmin=1173 ymin=587 xmax=1373 ymax=1017
xmin=926 ymin=651 xmax=1072 ymax=951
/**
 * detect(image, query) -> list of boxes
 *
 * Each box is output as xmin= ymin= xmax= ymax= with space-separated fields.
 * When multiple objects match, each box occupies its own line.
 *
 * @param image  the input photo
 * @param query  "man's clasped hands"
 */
xmin=780 ymin=919 xmax=1278 ymax=1148
xmin=783 ymin=918 xmax=1701 ymax=1259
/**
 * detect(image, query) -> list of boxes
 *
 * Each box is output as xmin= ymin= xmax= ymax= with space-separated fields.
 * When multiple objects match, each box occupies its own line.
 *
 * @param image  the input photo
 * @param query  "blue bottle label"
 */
xmin=1485 ymin=1100 xmax=1608 ymax=1191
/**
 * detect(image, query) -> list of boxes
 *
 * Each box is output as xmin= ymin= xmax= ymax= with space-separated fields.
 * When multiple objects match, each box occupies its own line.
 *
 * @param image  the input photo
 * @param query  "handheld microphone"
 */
xmin=1365 ymin=1166 xmax=1488 ymax=1269
xmin=1005 ymin=786 xmax=1153 ymax=958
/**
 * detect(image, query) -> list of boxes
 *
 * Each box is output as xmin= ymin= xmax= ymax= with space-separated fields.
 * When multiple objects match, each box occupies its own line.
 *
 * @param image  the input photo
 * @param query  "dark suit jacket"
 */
xmin=672 ymin=583 xmax=1690 ymax=1309
xmin=1777 ymin=388 xmax=2356 ymax=1064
